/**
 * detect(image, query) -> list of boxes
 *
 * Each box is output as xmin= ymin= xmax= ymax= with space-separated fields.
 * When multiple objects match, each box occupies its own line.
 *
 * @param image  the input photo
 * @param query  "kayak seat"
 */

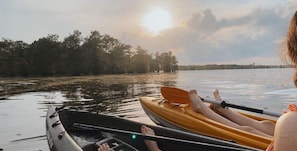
xmin=81 ymin=143 xmax=98 ymax=151
xmin=71 ymin=123 xmax=139 ymax=151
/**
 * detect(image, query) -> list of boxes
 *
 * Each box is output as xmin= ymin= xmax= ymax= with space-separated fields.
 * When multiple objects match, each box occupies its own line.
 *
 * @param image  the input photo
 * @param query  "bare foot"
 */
xmin=189 ymin=89 xmax=204 ymax=113
xmin=141 ymin=125 xmax=161 ymax=151
xmin=97 ymin=143 xmax=110 ymax=151
xmin=213 ymin=89 xmax=222 ymax=101
xmin=212 ymin=89 xmax=229 ymax=113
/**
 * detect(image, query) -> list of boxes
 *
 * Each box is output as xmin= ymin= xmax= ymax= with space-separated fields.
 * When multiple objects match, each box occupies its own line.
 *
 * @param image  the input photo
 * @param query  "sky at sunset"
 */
xmin=1 ymin=0 xmax=297 ymax=65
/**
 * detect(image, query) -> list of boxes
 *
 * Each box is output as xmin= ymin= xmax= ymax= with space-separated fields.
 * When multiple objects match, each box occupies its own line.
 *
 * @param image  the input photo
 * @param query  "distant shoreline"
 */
xmin=178 ymin=64 xmax=293 ymax=70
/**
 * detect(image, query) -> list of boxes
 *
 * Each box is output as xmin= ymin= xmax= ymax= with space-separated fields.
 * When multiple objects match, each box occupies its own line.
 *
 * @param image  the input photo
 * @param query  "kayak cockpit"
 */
xmin=46 ymin=107 xmax=139 ymax=151
xmin=70 ymin=124 xmax=139 ymax=151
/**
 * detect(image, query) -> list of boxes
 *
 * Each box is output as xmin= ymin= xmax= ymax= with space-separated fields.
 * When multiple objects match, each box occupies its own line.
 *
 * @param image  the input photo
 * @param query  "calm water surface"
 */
xmin=1 ymin=68 xmax=297 ymax=150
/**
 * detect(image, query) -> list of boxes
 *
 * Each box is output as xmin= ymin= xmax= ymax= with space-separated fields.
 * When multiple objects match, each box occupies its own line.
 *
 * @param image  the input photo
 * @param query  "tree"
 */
xmin=0 ymin=30 xmax=179 ymax=76
xmin=12 ymin=40 xmax=29 ymax=76
xmin=109 ymin=44 xmax=131 ymax=73
xmin=159 ymin=51 xmax=178 ymax=72
xmin=81 ymin=31 xmax=105 ymax=75
xmin=131 ymin=46 xmax=151 ymax=73
xmin=151 ymin=52 xmax=161 ymax=72
xmin=0 ymin=39 xmax=15 ymax=76
xmin=62 ymin=30 xmax=83 ymax=75
xmin=29 ymin=34 xmax=61 ymax=76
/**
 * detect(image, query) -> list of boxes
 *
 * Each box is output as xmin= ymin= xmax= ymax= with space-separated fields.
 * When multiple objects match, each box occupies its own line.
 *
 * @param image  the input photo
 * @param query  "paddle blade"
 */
xmin=161 ymin=87 xmax=190 ymax=104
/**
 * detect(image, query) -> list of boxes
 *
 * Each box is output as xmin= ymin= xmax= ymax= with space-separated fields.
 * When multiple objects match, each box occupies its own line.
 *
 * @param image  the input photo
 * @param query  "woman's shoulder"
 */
xmin=277 ymin=111 xmax=297 ymax=131
xmin=273 ymin=111 xmax=297 ymax=151
xmin=279 ymin=104 xmax=297 ymax=123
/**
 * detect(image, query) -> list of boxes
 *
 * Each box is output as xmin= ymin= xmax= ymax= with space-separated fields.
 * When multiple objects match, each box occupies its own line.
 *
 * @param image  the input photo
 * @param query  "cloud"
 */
xmin=186 ymin=9 xmax=218 ymax=33
xmin=120 ymin=5 xmax=295 ymax=65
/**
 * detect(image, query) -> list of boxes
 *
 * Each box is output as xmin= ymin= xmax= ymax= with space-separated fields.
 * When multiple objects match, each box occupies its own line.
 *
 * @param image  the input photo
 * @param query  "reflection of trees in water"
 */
xmin=48 ymin=82 xmax=129 ymax=112
xmin=40 ymin=74 xmax=177 ymax=113
xmin=45 ymin=81 xmax=166 ymax=113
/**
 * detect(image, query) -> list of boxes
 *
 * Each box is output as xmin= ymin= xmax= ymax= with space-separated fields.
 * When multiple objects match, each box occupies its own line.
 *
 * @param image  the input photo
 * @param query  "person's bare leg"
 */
xmin=189 ymin=90 xmax=240 ymax=127
xmin=97 ymin=143 xmax=110 ymax=151
xmin=189 ymin=89 xmax=272 ymax=138
xmin=141 ymin=125 xmax=161 ymax=151
xmin=213 ymin=89 xmax=275 ymax=136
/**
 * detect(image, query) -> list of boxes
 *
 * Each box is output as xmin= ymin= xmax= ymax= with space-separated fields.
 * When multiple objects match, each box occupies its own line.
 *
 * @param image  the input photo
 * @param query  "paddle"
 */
xmin=73 ymin=123 xmax=256 ymax=151
xmin=161 ymin=87 xmax=281 ymax=117
xmin=10 ymin=135 xmax=46 ymax=142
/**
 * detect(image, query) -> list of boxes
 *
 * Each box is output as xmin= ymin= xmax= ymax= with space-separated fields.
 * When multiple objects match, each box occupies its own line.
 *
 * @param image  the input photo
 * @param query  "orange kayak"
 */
xmin=140 ymin=97 xmax=276 ymax=150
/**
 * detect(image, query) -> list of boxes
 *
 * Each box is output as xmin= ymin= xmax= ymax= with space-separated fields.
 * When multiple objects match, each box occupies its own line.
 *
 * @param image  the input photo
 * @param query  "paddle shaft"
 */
xmin=73 ymin=123 xmax=256 ymax=151
xmin=10 ymin=135 xmax=46 ymax=142
xmin=200 ymin=97 xmax=281 ymax=117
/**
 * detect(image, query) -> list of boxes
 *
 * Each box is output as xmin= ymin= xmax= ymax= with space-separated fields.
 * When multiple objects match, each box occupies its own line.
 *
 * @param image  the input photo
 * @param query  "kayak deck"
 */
xmin=140 ymin=96 xmax=276 ymax=150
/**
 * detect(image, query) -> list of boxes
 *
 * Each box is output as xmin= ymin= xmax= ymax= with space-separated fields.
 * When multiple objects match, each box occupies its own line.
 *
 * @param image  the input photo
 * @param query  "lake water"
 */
xmin=1 ymin=68 xmax=297 ymax=151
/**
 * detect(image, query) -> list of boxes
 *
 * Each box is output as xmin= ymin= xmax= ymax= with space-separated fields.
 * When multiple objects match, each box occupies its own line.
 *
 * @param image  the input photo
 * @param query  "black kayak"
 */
xmin=46 ymin=107 xmax=259 ymax=151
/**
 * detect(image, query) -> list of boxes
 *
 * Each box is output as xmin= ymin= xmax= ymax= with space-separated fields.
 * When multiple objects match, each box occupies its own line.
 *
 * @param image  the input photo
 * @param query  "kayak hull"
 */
xmin=46 ymin=107 xmax=258 ymax=151
xmin=140 ymin=97 xmax=275 ymax=150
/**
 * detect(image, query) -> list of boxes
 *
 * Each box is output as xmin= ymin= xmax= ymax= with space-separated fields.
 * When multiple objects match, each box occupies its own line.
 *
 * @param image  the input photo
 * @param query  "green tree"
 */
xmin=12 ymin=40 xmax=29 ymax=76
xmin=0 ymin=30 xmax=179 ymax=76
xmin=29 ymin=34 xmax=61 ymax=76
xmin=0 ymin=39 xmax=15 ymax=76
xmin=171 ymin=55 xmax=178 ymax=72
xmin=131 ymin=46 xmax=152 ymax=73
xmin=108 ymin=44 xmax=131 ymax=73
xmin=159 ymin=51 xmax=178 ymax=72
xmin=62 ymin=30 xmax=83 ymax=75
xmin=81 ymin=31 xmax=105 ymax=75
xmin=151 ymin=52 xmax=161 ymax=72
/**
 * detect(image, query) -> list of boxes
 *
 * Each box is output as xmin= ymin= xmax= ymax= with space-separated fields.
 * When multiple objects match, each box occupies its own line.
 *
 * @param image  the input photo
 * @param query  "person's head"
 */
xmin=287 ymin=11 xmax=297 ymax=86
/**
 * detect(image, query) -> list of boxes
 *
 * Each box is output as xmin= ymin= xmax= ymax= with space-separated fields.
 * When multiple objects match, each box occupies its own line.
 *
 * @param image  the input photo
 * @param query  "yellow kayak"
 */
xmin=139 ymin=96 xmax=276 ymax=150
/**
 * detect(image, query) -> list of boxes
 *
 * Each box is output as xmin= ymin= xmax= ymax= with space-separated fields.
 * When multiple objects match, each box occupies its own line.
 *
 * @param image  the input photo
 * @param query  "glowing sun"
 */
xmin=141 ymin=8 xmax=173 ymax=35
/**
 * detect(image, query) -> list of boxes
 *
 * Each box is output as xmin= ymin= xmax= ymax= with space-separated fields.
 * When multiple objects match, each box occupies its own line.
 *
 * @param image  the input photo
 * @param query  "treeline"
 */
xmin=179 ymin=64 xmax=292 ymax=70
xmin=0 ymin=30 xmax=178 ymax=77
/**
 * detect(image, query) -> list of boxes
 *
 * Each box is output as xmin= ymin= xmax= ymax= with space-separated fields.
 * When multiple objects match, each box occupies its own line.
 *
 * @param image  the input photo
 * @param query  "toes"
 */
xmin=98 ymin=143 xmax=110 ymax=151
xmin=141 ymin=125 xmax=149 ymax=134
xmin=189 ymin=89 xmax=197 ymax=94
xmin=189 ymin=90 xmax=198 ymax=100
xmin=141 ymin=125 xmax=155 ymax=136
xmin=213 ymin=89 xmax=222 ymax=101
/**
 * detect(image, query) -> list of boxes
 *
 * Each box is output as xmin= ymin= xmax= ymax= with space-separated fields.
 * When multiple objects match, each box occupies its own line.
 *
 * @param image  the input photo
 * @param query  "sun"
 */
xmin=141 ymin=8 xmax=173 ymax=35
